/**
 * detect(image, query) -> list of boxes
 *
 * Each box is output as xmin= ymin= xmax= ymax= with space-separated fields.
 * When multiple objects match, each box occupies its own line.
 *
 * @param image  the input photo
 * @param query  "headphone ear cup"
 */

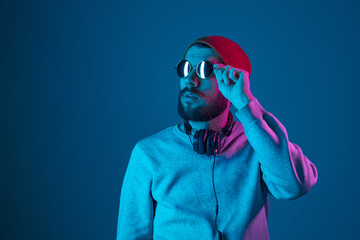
xmin=214 ymin=132 xmax=221 ymax=154
xmin=197 ymin=130 xmax=207 ymax=155
xmin=206 ymin=131 xmax=215 ymax=156
xmin=192 ymin=129 xmax=226 ymax=156
xmin=193 ymin=130 xmax=200 ymax=153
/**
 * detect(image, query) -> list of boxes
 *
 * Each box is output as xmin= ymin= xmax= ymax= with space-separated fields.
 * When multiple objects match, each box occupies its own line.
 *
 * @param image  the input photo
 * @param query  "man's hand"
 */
xmin=214 ymin=64 xmax=255 ymax=110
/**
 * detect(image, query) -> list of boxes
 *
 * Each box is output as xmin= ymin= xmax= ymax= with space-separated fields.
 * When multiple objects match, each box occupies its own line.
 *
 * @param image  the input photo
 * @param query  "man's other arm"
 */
xmin=116 ymin=142 xmax=154 ymax=239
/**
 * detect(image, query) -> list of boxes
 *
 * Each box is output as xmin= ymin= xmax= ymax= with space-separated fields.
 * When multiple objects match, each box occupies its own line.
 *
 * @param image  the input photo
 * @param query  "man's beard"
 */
xmin=177 ymin=87 xmax=228 ymax=122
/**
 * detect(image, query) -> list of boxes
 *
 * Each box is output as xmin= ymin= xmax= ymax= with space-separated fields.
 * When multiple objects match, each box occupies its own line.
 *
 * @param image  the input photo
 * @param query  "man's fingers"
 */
xmin=214 ymin=69 xmax=224 ymax=85
xmin=222 ymin=66 xmax=230 ymax=84
xmin=214 ymin=64 xmax=247 ymax=85
xmin=214 ymin=68 xmax=224 ymax=82
xmin=239 ymin=72 xmax=244 ymax=81
xmin=229 ymin=68 xmax=237 ymax=82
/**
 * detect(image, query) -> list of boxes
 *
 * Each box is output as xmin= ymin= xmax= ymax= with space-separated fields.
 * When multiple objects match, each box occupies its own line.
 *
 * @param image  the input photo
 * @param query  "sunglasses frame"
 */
xmin=175 ymin=59 xmax=215 ymax=79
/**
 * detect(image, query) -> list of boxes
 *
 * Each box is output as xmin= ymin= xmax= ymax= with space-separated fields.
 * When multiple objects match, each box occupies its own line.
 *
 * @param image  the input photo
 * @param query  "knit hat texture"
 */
xmin=184 ymin=36 xmax=252 ymax=76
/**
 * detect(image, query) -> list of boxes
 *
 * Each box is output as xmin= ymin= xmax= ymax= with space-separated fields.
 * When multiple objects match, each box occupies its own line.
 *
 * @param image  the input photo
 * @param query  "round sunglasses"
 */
xmin=175 ymin=59 xmax=215 ymax=79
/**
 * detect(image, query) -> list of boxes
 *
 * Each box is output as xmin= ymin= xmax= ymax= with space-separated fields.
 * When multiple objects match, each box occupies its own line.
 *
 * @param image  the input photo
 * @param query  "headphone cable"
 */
xmin=212 ymin=150 xmax=222 ymax=239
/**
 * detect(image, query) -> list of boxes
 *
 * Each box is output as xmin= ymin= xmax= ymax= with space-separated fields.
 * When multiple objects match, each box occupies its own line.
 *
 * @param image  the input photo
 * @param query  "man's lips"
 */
xmin=185 ymin=93 xmax=200 ymax=99
xmin=184 ymin=92 xmax=200 ymax=99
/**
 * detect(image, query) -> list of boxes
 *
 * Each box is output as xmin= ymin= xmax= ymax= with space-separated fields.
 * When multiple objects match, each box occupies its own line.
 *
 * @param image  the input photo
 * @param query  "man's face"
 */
xmin=177 ymin=44 xmax=229 ymax=122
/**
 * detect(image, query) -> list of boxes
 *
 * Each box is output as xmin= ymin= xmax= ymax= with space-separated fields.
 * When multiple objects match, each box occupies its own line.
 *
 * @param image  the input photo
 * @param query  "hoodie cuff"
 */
xmin=234 ymin=98 xmax=266 ymax=130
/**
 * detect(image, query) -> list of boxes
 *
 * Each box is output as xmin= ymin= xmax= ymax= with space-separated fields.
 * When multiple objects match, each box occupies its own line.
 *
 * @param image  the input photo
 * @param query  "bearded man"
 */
xmin=116 ymin=36 xmax=318 ymax=240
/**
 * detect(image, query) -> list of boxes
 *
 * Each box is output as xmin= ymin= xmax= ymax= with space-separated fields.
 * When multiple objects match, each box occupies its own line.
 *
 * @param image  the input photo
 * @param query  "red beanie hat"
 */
xmin=184 ymin=36 xmax=252 ymax=76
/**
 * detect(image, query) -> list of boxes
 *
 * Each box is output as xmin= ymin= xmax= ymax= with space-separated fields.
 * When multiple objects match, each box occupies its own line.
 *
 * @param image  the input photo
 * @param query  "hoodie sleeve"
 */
xmin=235 ymin=98 xmax=318 ymax=200
xmin=116 ymin=142 xmax=154 ymax=239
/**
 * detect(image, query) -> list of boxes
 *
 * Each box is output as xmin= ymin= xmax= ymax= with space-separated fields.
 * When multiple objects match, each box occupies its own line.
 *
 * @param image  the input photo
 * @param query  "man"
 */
xmin=116 ymin=36 xmax=318 ymax=240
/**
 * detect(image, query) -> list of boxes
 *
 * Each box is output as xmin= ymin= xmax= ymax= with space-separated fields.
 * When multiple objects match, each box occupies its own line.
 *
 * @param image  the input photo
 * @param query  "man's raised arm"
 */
xmin=235 ymin=98 xmax=318 ymax=200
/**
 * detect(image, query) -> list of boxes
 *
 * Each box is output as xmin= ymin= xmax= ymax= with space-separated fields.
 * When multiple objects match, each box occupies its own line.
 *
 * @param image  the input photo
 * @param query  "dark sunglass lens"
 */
xmin=176 ymin=60 xmax=192 ymax=78
xmin=197 ymin=61 xmax=213 ymax=79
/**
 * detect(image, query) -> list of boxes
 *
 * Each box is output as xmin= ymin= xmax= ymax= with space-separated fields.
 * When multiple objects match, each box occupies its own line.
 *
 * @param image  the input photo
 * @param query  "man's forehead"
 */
xmin=185 ymin=45 xmax=222 ymax=64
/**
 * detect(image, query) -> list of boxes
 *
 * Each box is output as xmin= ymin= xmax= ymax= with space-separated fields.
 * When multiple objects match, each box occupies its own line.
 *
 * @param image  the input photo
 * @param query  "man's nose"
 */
xmin=185 ymin=70 xmax=200 ymax=87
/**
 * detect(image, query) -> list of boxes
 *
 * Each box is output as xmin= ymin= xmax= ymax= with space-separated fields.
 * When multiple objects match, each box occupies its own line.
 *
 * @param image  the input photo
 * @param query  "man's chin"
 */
xmin=177 ymin=91 xmax=228 ymax=122
xmin=178 ymin=104 xmax=198 ymax=121
xmin=182 ymin=101 xmax=202 ymax=112
xmin=181 ymin=107 xmax=208 ymax=122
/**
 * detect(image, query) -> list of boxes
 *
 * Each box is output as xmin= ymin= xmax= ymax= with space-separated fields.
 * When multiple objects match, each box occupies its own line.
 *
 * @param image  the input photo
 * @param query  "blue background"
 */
xmin=1 ymin=0 xmax=359 ymax=239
